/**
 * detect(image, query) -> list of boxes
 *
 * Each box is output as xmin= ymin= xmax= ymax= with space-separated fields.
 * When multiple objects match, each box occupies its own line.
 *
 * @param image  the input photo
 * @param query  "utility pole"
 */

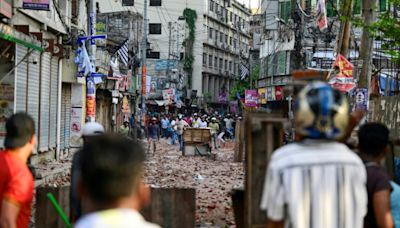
xmin=168 ymin=22 xmax=172 ymax=62
xmin=87 ymin=0 xmax=96 ymax=122
xmin=336 ymin=0 xmax=353 ymax=57
xmin=290 ymin=0 xmax=304 ymax=70
xmin=176 ymin=22 xmax=180 ymax=67
xmin=358 ymin=0 xmax=377 ymax=88
xmin=140 ymin=0 xmax=148 ymax=125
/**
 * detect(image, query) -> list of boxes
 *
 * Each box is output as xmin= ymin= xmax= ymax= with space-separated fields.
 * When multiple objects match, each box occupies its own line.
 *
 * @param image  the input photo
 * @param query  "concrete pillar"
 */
xmin=215 ymin=77 xmax=220 ymax=101
xmin=209 ymin=76 xmax=215 ymax=100
xmin=202 ymin=74 xmax=208 ymax=95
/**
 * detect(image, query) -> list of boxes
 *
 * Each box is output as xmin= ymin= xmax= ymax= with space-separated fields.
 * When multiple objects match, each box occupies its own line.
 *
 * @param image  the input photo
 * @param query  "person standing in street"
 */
xmin=199 ymin=115 xmax=208 ymax=128
xmin=119 ymin=121 xmax=130 ymax=137
xmin=261 ymin=82 xmax=367 ymax=228
xmin=224 ymin=114 xmax=234 ymax=139
xmin=147 ymin=117 xmax=160 ymax=155
xmin=70 ymin=122 xmax=105 ymax=222
xmin=176 ymin=114 xmax=189 ymax=151
xmin=209 ymin=117 xmax=220 ymax=149
xmin=0 ymin=113 xmax=36 ymax=228
xmin=160 ymin=115 xmax=170 ymax=139
xmin=192 ymin=113 xmax=201 ymax=128
xmin=358 ymin=123 xmax=394 ymax=228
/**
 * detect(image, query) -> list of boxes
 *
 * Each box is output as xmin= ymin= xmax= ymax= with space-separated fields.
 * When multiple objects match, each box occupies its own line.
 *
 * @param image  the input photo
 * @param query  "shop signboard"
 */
xmin=22 ymin=0 xmax=50 ymax=10
xmin=245 ymin=89 xmax=258 ymax=107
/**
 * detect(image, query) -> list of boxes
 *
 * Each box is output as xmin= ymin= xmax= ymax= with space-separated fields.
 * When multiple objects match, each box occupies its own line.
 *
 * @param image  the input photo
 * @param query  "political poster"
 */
xmin=162 ymin=89 xmax=176 ymax=105
xmin=354 ymin=88 xmax=368 ymax=112
xmin=22 ymin=0 xmax=49 ymax=10
xmin=70 ymin=107 xmax=83 ymax=147
xmin=258 ymin=88 xmax=267 ymax=104
xmin=245 ymin=89 xmax=258 ymax=107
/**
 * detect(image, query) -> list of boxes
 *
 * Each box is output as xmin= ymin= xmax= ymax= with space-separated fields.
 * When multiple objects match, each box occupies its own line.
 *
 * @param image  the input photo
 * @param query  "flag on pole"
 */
xmin=117 ymin=40 xmax=129 ymax=66
xmin=316 ymin=0 xmax=328 ymax=31
xmin=240 ymin=64 xmax=249 ymax=80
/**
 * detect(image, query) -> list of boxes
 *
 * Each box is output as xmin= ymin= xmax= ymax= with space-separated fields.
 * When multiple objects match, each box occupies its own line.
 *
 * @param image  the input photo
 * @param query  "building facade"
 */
xmin=97 ymin=0 xmax=251 ymax=105
xmin=0 ymin=0 xmax=88 ymax=165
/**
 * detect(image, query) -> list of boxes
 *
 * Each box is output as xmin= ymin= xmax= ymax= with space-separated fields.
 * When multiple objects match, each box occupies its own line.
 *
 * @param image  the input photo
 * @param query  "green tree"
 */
xmin=229 ymin=80 xmax=250 ymax=100
xmin=250 ymin=64 xmax=260 ymax=88
xmin=369 ymin=0 xmax=400 ymax=60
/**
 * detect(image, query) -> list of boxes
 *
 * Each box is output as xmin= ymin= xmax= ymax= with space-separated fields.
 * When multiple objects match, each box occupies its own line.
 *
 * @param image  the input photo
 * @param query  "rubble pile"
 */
xmin=143 ymin=139 xmax=244 ymax=227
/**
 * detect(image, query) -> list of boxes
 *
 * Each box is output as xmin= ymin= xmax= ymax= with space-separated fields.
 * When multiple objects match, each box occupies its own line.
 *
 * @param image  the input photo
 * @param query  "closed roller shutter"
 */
xmin=39 ymin=53 xmax=51 ymax=152
xmin=27 ymin=51 xmax=40 ymax=135
xmin=60 ymin=84 xmax=71 ymax=150
xmin=15 ymin=45 xmax=28 ymax=112
xmin=49 ymin=57 xmax=59 ymax=148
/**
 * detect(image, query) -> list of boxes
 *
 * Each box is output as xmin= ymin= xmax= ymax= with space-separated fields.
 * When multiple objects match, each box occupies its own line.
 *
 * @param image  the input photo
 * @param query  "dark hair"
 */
xmin=79 ymin=134 xmax=145 ymax=204
xmin=4 ymin=113 xmax=35 ymax=149
xmin=358 ymin=123 xmax=389 ymax=157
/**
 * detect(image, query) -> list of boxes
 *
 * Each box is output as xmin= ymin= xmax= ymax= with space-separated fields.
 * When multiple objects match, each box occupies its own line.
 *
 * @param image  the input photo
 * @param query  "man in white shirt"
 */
xmin=261 ymin=82 xmax=367 ymax=228
xmin=75 ymin=135 xmax=160 ymax=228
xmin=192 ymin=113 xmax=202 ymax=128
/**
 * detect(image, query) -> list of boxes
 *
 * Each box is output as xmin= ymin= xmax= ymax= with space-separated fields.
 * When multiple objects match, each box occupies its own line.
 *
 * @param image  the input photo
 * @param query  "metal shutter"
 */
xmin=15 ymin=45 xmax=28 ymax=112
xmin=39 ymin=53 xmax=51 ymax=151
xmin=27 ymin=51 xmax=40 ymax=135
xmin=49 ymin=58 xmax=59 ymax=148
xmin=60 ymin=84 xmax=71 ymax=150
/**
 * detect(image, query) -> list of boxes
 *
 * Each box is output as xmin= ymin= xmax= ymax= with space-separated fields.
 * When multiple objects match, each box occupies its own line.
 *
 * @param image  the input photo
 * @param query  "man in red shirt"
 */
xmin=0 ymin=113 xmax=36 ymax=228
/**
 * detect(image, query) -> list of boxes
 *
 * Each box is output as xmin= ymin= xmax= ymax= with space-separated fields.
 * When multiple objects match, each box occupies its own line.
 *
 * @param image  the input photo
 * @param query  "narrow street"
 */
xmin=143 ymin=139 xmax=244 ymax=227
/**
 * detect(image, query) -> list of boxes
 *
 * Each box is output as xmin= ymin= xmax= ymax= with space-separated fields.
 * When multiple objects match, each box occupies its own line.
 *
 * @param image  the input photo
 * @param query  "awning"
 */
xmin=0 ymin=23 xmax=42 ymax=51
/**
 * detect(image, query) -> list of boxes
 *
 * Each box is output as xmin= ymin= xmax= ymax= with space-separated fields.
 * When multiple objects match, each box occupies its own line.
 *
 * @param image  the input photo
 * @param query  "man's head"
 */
xmin=211 ymin=117 xmax=217 ymax=123
xmin=79 ymin=135 xmax=148 ymax=210
xmin=124 ymin=121 xmax=129 ymax=127
xmin=178 ymin=114 xmax=183 ymax=120
xmin=4 ymin=113 xmax=36 ymax=154
xmin=358 ymin=123 xmax=389 ymax=158
xmin=82 ymin=122 xmax=104 ymax=139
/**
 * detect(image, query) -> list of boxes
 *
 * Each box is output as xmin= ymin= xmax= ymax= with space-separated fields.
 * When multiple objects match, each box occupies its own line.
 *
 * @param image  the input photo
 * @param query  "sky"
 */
xmin=237 ymin=0 xmax=260 ymax=9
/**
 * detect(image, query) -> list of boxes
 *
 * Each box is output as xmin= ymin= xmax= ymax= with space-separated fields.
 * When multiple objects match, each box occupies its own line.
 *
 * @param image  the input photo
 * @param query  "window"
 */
xmin=229 ymin=61 xmax=232 ymax=71
xmin=209 ymin=55 xmax=213 ymax=67
xmin=233 ymin=39 xmax=237 ymax=48
xmin=203 ymin=53 xmax=207 ymax=65
xmin=225 ymin=60 xmax=228 ymax=70
xmin=115 ymin=18 xmax=123 ymax=29
xmin=209 ymin=27 xmax=213 ymax=39
xmin=225 ymin=34 xmax=228 ymax=43
xmin=230 ymin=12 xmax=233 ymax=22
xmin=215 ymin=31 xmax=218 ymax=41
xmin=353 ymin=0 xmax=361 ymax=15
xmin=150 ymin=0 xmax=161 ymax=6
xmin=234 ymin=14 xmax=237 ymax=24
xmin=122 ymin=0 xmax=134 ymax=6
xmin=147 ymin=51 xmax=160 ymax=59
xmin=220 ymin=32 xmax=224 ymax=42
xmin=219 ymin=58 xmax=223 ymax=69
xmin=209 ymin=0 xmax=214 ymax=11
xmin=215 ymin=3 xmax=219 ymax=13
xmin=379 ymin=0 xmax=387 ymax=11
xmin=180 ymin=52 xmax=184 ymax=61
xmin=149 ymin=23 xmax=162 ymax=34
xmin=279 ymin=1 xmax=291 ymax=22
xmin=214 ymin=57 xmax=218 ymax=68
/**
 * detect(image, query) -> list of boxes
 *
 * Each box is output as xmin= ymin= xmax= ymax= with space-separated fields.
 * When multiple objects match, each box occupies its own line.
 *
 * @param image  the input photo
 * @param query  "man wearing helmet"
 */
xmin=70 ymin=122 xmax=105 ymax=222
xmin=261 ymin=82 xmax=367 ymax=228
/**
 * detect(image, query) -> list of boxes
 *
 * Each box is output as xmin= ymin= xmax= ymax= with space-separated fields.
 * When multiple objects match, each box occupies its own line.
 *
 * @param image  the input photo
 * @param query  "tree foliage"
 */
xmin=368 ymin=0 xmax=400 ymax=60
xmin=229 ymin=80 xmax=250 ymax=101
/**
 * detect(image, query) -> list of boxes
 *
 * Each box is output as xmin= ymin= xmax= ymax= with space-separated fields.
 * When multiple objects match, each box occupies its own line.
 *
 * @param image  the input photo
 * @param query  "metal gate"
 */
xmin=60 ymin=84 xmax=71 ymax=150
xmin=15 ymin=45 xmax=28 ymax=112
xmin=39 ymin=53 xmax=51 ymax=152
xmin=27 ymin=50 xmax=40 ymax=135
xmin=49 ymin=57 xmax=59 ymax=148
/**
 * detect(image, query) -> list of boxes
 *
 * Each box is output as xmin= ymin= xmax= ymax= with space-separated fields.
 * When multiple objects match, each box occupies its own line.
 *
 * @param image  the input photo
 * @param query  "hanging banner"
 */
xmin=218 ymin=91 xmax=227 ymax=103
xmin=70 ymin=107 xmax=83 ymax=147
xmin=316 ymin=0 xmax=328 ymax=31
xmin=86 ymin=77 xmax=96 ymax=120
xmin=275 ymin=86 xmax=283 ymax=101
xmin=162 ymin=89 xmax=176 ymax=105
xmin=329 ymin=54 xmax=356 ymax=92
xmin=354 ymin=88 xmax=368 ymax=112
xmin=22 ymin=0 xmax=49 ymax=10
xmin=245 ymin=89 xmax=258 ymax=107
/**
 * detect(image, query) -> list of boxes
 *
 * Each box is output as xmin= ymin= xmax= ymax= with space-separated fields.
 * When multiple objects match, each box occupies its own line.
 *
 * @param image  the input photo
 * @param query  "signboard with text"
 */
xmin=22 ymin=0 xmax=49 ymax=10
xmin=245 ymin=90 xmax=258 ymax=107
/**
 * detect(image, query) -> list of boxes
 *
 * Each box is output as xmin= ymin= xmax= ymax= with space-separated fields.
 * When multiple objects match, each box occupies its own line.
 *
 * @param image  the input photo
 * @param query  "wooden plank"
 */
xmin=244 ymin=113 xmax=286 ymax=228
xmin=141 ymin=188 xmax=196 ymax=228
xmin=35 ymin=186 xmax=70 ymax=228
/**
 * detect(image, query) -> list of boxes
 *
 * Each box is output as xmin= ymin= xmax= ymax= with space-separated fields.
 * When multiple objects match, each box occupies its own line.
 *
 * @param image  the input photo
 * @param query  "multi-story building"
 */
xmin=0 ymin=0 xmax=88 ymax=164
xmin=249 ymin=11 xmax=262 ymax=88
xmin=97 ymin=0 xmax=251 ymax=105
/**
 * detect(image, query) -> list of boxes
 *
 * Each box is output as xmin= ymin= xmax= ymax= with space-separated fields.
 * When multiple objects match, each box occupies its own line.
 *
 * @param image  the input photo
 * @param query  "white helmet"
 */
xmin=82 ymin=122 xmax=105 ymax=137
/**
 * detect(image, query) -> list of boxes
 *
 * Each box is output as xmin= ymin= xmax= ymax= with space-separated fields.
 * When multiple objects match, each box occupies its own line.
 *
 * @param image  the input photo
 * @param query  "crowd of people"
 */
xmin=0 ymin=81 xmax=399 ymax=227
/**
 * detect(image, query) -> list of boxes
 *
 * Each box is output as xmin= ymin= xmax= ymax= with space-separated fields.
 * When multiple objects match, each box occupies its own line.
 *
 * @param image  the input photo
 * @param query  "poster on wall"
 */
xmin=22 ymin=0 xmax=50 ymax=10
xmin=162 ymin=89 xmax=176 ymax=105
xmin=258 ymin=88 xmax=267 ymax=104
xmin=316 ymin=0 xmax=328 ymax=31
xmin=70 ymin=107 xmax=83 ymax=147
xmin=245 ymin=89 xmax=258 ymax=107
xmin=86 ymin=77 xmax=96 ymax=119
xmin=354 ymin=88 xmax=368 ymax=112
xmin=0 ymin=85 xmax=14 ymax=137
